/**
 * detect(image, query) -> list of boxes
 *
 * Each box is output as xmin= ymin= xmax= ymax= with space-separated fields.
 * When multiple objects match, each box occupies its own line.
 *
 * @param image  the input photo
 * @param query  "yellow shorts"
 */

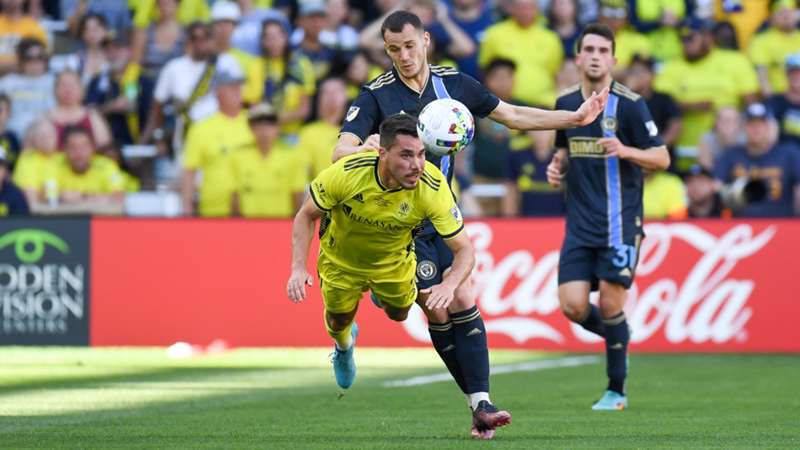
xmin=317 ymin=251 xmax=417 ymax=314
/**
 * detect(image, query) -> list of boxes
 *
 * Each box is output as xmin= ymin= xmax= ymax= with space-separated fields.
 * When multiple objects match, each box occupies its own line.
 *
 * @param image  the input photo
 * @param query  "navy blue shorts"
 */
xmin=414 ymin=233 xmax=454 ymax=290
xmin=557 ymin=237 xmax=640 ymax=291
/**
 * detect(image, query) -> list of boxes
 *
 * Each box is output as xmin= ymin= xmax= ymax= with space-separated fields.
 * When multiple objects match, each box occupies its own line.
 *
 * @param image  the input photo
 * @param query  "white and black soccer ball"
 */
xmin=416 ymin=98 xmax=475 ymax=157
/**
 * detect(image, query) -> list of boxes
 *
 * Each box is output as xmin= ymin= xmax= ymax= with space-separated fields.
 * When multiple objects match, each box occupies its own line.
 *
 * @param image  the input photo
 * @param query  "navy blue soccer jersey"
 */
xmin=554 ymin=82 xmax=663 ymax=247
xmin=340 ymin=65 xmax=500 ymax=181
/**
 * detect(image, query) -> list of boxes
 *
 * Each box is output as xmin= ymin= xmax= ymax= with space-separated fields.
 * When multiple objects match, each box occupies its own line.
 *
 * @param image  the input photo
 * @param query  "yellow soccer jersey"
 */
xmin=13 ymin=149 xmax=56 ymax=191
xmin=183 ymin=111 xmax=253 ymax=217
xmin=232 ymin=142 xmax=308 ymax=218
xmin=309 ymin=152 xmax=464 ymax=276
xmin=46 ymin=154 xmax=125 ymax=196
xmin=749 ymin=28 xmax=800 ymax=94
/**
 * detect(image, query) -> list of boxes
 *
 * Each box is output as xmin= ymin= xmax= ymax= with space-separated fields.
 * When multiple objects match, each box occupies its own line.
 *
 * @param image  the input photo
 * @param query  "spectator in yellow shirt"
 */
xmin=643 ymin=170 xmax=687 ymax=220
xmin=479 ymin=0 xmax=562 ymax=107
xmin=12 ymin=118 xmax=58 ymax=206
xmin=132 ymin=0 xmax=209 ymax=28
xmin=232 ymin=102 xmax=308 ymax=218
xmin=181 ymin=66 xmax=252 ymax=217
xmin=210 ymin=1 xmax=263 ymax=106
xmin=0 ymin=0 xmax=47 ymax=74
xmin=749 ymin=0 xmax=800 ymax=97
xmin=654 ymin=18 xmax=758 ymax=172
xmin=597 ymin=0 xmax=651 ymax=73
xmin=628 ymin=0 xmax=685 ymax=62
xmin=297 ymin=76 xmax=348 ymax=178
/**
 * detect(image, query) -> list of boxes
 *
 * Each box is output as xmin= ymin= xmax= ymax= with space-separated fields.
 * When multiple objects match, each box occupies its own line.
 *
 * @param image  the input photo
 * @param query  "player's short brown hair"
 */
xmin=379 ymin=113 xmax=418 ymax=149
xmin=576 ymin=23 xmax=616 ymax=55
xmin=381 ymin=10 xmax=424 ymax=39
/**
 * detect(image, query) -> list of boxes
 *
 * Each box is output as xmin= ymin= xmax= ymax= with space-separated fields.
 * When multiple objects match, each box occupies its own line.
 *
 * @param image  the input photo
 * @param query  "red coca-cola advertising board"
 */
xmin=88 ymin=218 xmax=799 ymax=352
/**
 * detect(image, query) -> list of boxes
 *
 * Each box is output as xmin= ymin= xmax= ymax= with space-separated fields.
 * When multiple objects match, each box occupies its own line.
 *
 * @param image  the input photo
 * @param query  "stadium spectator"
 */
xmin=132 ymin=0 xmax=209 ymax=29
xmin=45 ymin=70 xmax=113 ymax=149
xmin=503 ymin=124 xmax=565 ymax=217
xmin=0 ymin=145 xmax=28 ymax=215
xmin=448 ymin=0 xmax=494 ymax=80
xmin=711 ymin=20 xmax=739 ymax=51
xmin=711 ymin=0 xmax=769 ymax=51
xmin=642 ymin=169 xmax=687 ymax=219
xmin=210 ymin=0 xmax=263 ymax=106
xmin=0 ymin=93 xmax=19 ymax=169
xmin=0 ymin=0 xmax=47 ymax=75
xmin=62 ymin=0 xmax=133 ymax=37
xmin=713 ymin=102 xmax=800 ymax=217
xmin=684 ymin=164 xmax=724 ymax=218
xmin=131 ymin=0 xmax=186 ymax=82
xmin=181 ymin=66 xmax=251 ymax=217
xmin=141 ymin=22 xmax=224 ymax=150
xmin=596 ymin=0 xmax=650 ymax=72
xmin=232 ymin=101 xmax=307 ymax=218
xmin=479 ymin=0 xmax=562 ymax=107
xmin=0 ymin=38 xmax=54 ymax=142
xmin=318 ymin=0 xmax=360 ymax=51
xmin=84 ymin=35 xmax=136 ymax=147
xmin=555 ymin=57 xmax=579 ymax=90
xmin=749 ymin=0 xmax=800 ymax=97
xmin=697 ymin=107 xmax=746 ymax=170
xmin=39 ymin=125 xmax=125 ymax=214
xmin=99 ymin=144 xmax=140 ymax=193
xmin=50 ymin=13 xmax=110 ymax=86
xmin=343 ymin=49 xmax=385 ymax=100
xmin=291 ymin=0 xmax=338 ymax=82
xmin=626 ymin=0 xmax=684 ymax=62
xmin=654 ymin=17 xmax=758 ymax=173
xmin=767 ymin=53 xmax=800 ymax=148
xmin=624 ymin=55 xmax=681 ymax=148
xmin=547 ymin=0 xmax=581 ymax=59
xmin=12 ymin=119 xmax=57 ymax=206
xmin=540 ymin=0 xmax=597 ymax=25
xmin=260 ymin=18 xmax=314 ymax=136
xmin=231 ymin=0 xmax=288 ymax=56
xmin=297 ymin=76 xmax=347 ymax=177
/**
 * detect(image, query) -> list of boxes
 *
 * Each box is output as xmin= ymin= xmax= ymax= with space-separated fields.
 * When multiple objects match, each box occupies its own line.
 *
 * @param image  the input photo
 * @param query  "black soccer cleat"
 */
xmin=472 ymin=400 xmax=511 ymax=433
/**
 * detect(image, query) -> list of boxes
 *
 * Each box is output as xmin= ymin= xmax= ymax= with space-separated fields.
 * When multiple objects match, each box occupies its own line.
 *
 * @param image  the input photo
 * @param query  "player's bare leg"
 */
xmin=419 ymin=278 xmax=510 ymax=439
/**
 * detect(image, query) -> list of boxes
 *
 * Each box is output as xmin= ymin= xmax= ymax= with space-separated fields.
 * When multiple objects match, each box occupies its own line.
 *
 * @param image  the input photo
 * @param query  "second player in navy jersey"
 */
xmin=330 ymin=11 xmax=609 ymax=439
xmin=546 ymin=24 xmax=670 ymax=412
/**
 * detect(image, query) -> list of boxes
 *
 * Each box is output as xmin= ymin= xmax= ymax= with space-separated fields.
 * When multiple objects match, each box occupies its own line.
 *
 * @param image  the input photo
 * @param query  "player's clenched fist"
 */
xmin=287 ymin=268 xmax=314 ymax=303
xmin=547 ymin=151 xmax=565 ymax=188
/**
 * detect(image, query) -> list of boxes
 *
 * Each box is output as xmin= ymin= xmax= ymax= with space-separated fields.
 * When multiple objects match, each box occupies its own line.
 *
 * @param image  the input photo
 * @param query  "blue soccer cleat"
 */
xmin=591 ymin=390 xmax=628 ymax=410
xmin=369 ymin=291 xmax=383 ymax=309
xmin=331 ymin=323 xmax=359 ymax=389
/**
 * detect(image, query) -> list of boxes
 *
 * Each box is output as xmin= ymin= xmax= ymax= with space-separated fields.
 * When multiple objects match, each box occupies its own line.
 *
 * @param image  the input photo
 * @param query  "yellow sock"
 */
xmin=325 ymin=316 xmax=353 ymax=350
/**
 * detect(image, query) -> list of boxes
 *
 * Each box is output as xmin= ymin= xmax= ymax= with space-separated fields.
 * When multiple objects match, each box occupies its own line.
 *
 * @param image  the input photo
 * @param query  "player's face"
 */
xmin=383 ymin=133 xmax=426 ymax=189
xmin=383 ymin=24 xmax=430 ymax=80
xmin=576 ymin=34 xmax=616 ymax=82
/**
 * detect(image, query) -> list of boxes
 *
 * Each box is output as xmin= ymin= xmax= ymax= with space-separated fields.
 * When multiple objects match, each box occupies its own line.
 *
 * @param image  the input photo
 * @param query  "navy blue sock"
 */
xmin=429 ymin=321 xmax=468 ymax=394
xmin=451 ymin=306 xmax=490 ymax=394
xmin=604 ymin=312 xmax=629 ymax=395
xmin=579 ymin=304 xmax=605 ymax=337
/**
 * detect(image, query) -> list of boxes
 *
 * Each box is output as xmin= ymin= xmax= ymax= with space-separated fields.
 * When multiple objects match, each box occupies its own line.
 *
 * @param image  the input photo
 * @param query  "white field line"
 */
xmin=382 ymin=355 xmax=600 ymax=388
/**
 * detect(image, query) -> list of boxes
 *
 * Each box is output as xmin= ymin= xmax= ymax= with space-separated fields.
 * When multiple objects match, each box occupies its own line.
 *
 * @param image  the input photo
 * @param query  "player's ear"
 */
xmin=422 ymin=31 xmax=430 ymax=49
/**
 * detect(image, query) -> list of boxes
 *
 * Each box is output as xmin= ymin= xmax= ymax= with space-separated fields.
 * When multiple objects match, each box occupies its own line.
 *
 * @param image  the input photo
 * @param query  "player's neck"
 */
xmin=376 ymin=160 xmax=400 ymax=190
xmin=581 ymin=76 xmax=613 ymax=100
xmin=397 ymin=63 xmax=430 ymax=94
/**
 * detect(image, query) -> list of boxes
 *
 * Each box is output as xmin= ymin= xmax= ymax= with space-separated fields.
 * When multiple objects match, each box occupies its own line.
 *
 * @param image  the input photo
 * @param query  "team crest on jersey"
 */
xmin=346 ymin=106 xmax=360 ymax=122
xmin=398 ymin=201 xmax=410 ymax=215
xmin=417 ymin=260 xmax=437 ymax=281
xmin=601 ymin=116 xmax=618 ymax=133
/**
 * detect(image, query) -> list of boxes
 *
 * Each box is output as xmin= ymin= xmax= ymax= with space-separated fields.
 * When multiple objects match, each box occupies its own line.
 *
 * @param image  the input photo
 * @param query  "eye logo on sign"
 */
xmin=0 ymin=229 xmax=69 ymax=263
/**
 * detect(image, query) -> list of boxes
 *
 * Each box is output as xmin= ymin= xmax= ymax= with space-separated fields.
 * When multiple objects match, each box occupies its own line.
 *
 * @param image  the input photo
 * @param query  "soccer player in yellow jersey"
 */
xmin=287 ymin=113 xmax=475 ymax=393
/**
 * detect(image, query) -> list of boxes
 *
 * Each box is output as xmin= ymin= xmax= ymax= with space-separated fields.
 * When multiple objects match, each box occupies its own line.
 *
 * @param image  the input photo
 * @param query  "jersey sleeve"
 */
xmin=308 ymin=162 xmax=350 ymax=211
xmin=423 ymin=168 xmax=465 ymax=240
xmin=339 ymin=88 xmax=380 ymax=143
xmin=628 ymin=97 xmax=664 ymax=149
xmin=554 ymin=96 xmax=568 ymax=149
xmin=459 ymin=73 xmax=500 ymax=118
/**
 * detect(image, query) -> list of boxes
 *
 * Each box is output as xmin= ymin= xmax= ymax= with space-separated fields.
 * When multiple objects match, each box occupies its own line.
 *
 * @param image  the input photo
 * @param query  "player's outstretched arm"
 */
xmin=331 ymin=133 xmax=381 ymax=163
xmin=287 ymin=197 xmax=324 ymax=303
xmin=489 ymin=87 xmax=609 ymax=131
xmin=422 ymin=232 xmax=475 ymax=310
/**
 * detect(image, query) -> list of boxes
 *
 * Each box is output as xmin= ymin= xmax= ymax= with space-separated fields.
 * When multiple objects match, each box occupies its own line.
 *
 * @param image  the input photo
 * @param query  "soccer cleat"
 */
xmin=470 ymin=414 xmax=496 ymax=440
xmin=472 ymin=400 xmax=511 ymax=434
xmin=369 ymin=291 xmax=383 ymax=309
xmin=591 ymin=390 xmax=628 ymax=410
xmin=331 ymin=323 xmax=359 ymax=389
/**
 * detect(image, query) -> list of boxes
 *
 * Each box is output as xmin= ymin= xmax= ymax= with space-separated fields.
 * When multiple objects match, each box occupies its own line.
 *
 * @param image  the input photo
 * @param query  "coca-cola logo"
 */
xmin=402 ymin=222 xmax=776 ymax=347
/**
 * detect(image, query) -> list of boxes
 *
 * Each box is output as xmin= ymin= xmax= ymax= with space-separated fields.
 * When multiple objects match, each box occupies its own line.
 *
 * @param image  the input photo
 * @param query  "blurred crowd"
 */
xmin=0 ymin=0 xmax=799 ymax=219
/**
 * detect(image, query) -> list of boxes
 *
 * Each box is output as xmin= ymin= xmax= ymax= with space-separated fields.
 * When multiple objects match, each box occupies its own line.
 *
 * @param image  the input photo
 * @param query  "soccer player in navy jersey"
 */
xmin=547 ymin=24 xmax=670 ymax=410
xmin=331 ymin=11 xmax=608 ymax=439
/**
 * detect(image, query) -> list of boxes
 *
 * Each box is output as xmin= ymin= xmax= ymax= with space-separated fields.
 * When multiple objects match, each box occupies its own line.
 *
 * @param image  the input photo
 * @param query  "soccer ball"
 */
xmin=416 ymin=98 xmax=475 ymax=157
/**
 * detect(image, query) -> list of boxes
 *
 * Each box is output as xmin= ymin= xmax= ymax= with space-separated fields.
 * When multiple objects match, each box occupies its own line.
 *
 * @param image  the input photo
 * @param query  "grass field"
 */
xmin=1 ymin=347 xmax=798 ymax=449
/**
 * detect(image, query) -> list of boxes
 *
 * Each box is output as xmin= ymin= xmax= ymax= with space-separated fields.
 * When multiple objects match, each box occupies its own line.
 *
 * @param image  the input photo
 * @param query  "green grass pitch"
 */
xmin=1 ymin=347 xmax=798 ymax=449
